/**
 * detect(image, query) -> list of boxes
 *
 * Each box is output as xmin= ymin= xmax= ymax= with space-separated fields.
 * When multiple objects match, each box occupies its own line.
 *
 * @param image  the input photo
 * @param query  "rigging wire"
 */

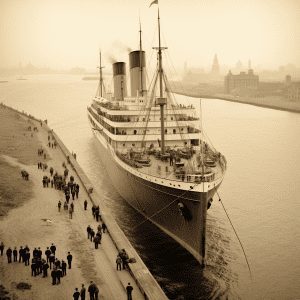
xmin=216 ymin=190 xmax=253 ymax=280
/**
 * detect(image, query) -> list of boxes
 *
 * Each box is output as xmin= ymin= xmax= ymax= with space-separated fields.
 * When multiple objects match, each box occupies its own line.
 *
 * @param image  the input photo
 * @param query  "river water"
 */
xmin=1 ymin=75 xmax=300 ymax=299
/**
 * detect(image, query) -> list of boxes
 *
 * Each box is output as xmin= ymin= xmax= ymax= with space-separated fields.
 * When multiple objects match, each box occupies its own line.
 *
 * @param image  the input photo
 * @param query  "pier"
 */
xmin=0 ymin=103 xmax=167 ymax=300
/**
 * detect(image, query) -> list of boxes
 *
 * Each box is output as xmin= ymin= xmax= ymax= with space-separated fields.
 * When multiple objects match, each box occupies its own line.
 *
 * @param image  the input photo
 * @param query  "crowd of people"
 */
xmin=0 ymin=131 xmax=136 ymax=299
xmin=0 ymin=242 xmax=73 ymax=286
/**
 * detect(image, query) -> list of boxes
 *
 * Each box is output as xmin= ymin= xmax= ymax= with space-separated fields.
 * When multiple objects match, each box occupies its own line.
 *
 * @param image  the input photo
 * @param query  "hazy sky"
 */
xmin=0 ymin=0 xmax=299 ymax=70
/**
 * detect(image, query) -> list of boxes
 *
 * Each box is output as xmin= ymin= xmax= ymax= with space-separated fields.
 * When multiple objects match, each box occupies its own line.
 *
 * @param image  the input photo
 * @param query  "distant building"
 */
xmin=285 ymin=74 xmax=292 ymax=85
xmin=211 ymin=54 xmax=220 ymax=75
xmin=287 ymin=82 xmax=300 ymax=101
xmin=224 ymin=69 xmax=259 ymax=94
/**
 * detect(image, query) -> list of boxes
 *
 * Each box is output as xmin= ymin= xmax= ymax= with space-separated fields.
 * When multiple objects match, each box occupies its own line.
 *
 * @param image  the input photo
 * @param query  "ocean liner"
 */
xmin=87 ymin=10 xmax=226 ymax=265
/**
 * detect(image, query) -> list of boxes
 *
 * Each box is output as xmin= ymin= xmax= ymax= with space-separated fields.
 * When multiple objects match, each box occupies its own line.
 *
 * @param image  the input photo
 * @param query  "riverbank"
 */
xmin=173 ymin=88 xmax=300 ymax=113
xmin=0 ymin=104 xmax=167 ymax=300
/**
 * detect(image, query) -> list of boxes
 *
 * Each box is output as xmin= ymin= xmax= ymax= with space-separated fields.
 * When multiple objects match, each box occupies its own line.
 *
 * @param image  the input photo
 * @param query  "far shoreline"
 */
xmin=174 ymin=90 xmax=300 ymax=114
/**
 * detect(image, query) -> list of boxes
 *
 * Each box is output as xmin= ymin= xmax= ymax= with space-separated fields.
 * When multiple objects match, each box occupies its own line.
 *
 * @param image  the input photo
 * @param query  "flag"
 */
xmin=149 ymin=0 xmax=158 ymax=7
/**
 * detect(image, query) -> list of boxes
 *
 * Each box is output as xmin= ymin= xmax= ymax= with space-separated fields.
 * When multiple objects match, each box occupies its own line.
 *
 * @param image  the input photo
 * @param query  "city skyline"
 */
xmin=0 ymin=0 xmax=300 ymax=70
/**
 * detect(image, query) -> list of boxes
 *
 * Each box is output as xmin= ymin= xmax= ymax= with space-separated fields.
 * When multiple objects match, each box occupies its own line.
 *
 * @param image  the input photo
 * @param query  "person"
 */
xmin=84 ymin=199 xmax=88 ymax=210
xmin=94 ymin=236 xmax=99 ymax=249
xmin=87 ymin=225 xmax=91 ymax=239
xmin=73 ymin=288 xmax=80 ymax=300
xmin=31 ymin=260 xmax=37 ymax=276
xmin=69 ymin=206 xmax=73 ymax=219
xmin=90 ymin=229 xmax=95 ymax=242
xmin=25 ymin=250 xmax=30 ymax=266
xmin=94 ymin=284 xmax=99 ymax=300
xmin=49 ymin=253 xmax=55 ymax=269
xmin=95 ymin=207 xmax=100 ymax=222
xmin=88 ymin=281 xmax=95 ymax=300
xmin=101 ymin=222 xmax=107 ymax=233
xmin=61 ymin=260 xmax=67 ymax=276
xmin=71 ymin=189 xmax=75 ymax=200
xmin=70 ymin=202 xmax=74 ymax=212
xmin=42 ymin=261 xmax=49 ymax=277
xmin=19 ymin=246 xmax=24 ymax=262
xmin=67 ymin=252 xmax=73 ymax=269
xmin=50 ymin=243 xmax=56 ymax=255
xmin=116 ymin=255 xmax=122 ymax=271
xmin=13 ymin=247 xmax=18 ymax=262
xmin=56 ymin=268 xmax=62 ymax=284
xmin=51 ymin=269 xmax=57 ymax=285
xmin=120 ymin=249 xmax=129 ymax=270
xmin=37 ymin=247 xmax=42 ymax=259
xmin=58 ymin=200 xmax=62 ymax=212
xmin=75 ymin=184 xmax=79 ymax=198
xmin=80 ymin=284 xmax=86 ymax=300
xmin=0 ymin=241 xmax=4 ymax=256
xmin=92 ymin=205 xmax=96 ymax=219
xmin=126 ymin=283 xmax=133 ymax=300
xmin=6 ymin=247 xmax=12 ymax=263
xmin=45 ymin=247 xmax=51 ymax=262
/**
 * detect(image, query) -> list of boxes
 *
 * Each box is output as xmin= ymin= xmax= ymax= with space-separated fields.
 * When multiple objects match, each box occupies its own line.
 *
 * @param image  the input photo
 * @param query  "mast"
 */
xmin=154 ymin=8 xmax=167 ymax=154
xmin=139 ymin=21 xmax=144 ymax=97
xmin=97 ymin=51 xmax=104 ymax=97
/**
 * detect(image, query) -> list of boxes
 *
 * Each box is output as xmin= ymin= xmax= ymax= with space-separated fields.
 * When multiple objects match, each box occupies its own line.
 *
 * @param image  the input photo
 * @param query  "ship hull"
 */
xmin=91 ymin=128 xmax=221 ymax=263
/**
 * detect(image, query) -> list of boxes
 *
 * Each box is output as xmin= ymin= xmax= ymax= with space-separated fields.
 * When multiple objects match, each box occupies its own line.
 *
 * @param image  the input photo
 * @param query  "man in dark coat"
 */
xmin=126 ymin=283 xmax=133 ymax=300
xmin=61 ymin=260 xmax=67 ymax=276
xmin=94 ymin=285 xmax=99 ymax=300
xmin=95 ymin=207 xmax=100 ymax=222
xmin=50 ymin=243 xmax=56 ymax=255
xmin=67 ymin=252 xmax=73 ymax=269
xmin=42 ymin=261 xmax=49 ymax=277
xmin=25 ymin=251 xmax=30 ymax=266
xmin=49 ymin=253 xmax=55 ymax=269
xmin=0 ymin=241 xmax=4 ymax=256
xmin=45 ymin=247 xmax=51 ymax=262
xmin=101 ymin=222 xmax=107 ymax=233
xmin=19 ymin=246 xmax=25 ymax=262
xmin=6 ymin=247 xmax=12 ymax=263
xmin=13 ymin=247 xmax=18 ymax=262
xmin=31 ymin=259 xmax=37 ymax=276
xmin=88 ymin=281 xmax=96 ymax=300
xmin=51 ymin=269 xmax=57 ymax=285
xmin=80 ymin=284 xmax=86 ymax=300
xmin=90 ymin=229 xmax=95 ymax=242
xmin=56 ymin=268 xmax=62 ymax=284
xmin=73 ymin=288 xmax=80 ymax=300
xmin=37 ymin=247 xmax=42 ymax=259
xmin=75 ymin=184 xmax=79 ymax=198
xmin=87 ymin=225 xmax=91 ymax=239
xmin=93 ymin=236 xmax=99 ymax=249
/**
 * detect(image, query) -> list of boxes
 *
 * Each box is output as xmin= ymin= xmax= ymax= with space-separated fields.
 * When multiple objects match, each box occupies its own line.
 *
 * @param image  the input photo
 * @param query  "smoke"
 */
xmin=112 ymin=40 xmax=132 ymax=53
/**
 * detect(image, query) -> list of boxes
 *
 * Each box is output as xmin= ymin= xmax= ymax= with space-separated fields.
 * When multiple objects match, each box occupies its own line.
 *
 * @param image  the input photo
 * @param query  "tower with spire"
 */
xmin=211 ymin=54 xmax=220 ymax=75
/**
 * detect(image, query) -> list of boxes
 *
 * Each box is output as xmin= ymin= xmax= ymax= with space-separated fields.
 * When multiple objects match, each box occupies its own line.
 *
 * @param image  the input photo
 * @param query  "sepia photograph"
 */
xmin=0 ymin=0 xmax=299 ymax=299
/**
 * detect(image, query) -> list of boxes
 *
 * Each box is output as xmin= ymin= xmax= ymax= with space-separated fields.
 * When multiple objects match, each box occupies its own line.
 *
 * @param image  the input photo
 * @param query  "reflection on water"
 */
xmin=1 ymin=75 xmax=300 ymax=299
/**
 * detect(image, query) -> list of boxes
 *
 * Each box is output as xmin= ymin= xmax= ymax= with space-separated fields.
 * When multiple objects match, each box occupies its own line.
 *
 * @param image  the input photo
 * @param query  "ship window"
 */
xmin=165 ymin=129 xmax=167 ymax=134
xmin=132 ymin=143 xmax=135 ymax=146
xmin=133 ymin=130 xmax=137 ymax=135
xmin=173 ymin=129 xmax=176 ymax=134
xmin=181 ymin=128 xmax=184 ymax=131
xmin=123 ymin=143 xmax=125 ymax=147
xmin=171 ymin=117 xmax=173 ymax=120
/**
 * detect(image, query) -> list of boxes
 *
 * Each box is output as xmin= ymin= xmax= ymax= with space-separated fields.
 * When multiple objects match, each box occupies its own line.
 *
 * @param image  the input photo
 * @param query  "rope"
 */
xmin=216 ymin=191 xmax=253 ymax=280
xmin=133 ymin=181 xmax=200 ymax=230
